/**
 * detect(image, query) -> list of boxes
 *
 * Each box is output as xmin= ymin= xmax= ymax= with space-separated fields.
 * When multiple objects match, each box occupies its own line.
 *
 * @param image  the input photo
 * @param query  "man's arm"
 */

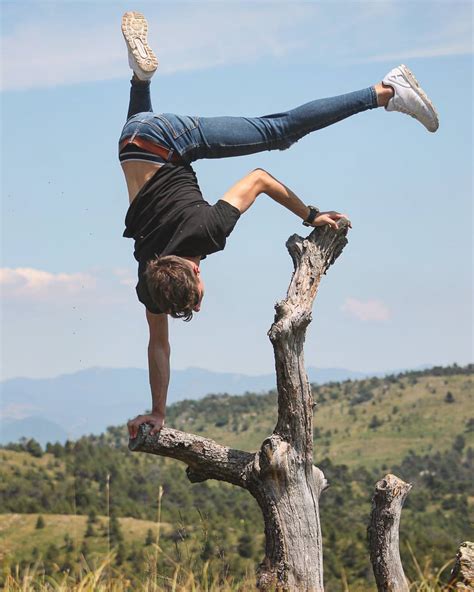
xmin=127 ymin=310 xmax=170 ymax=438
xmin=220 ymin=168 xmax=351 ymax=229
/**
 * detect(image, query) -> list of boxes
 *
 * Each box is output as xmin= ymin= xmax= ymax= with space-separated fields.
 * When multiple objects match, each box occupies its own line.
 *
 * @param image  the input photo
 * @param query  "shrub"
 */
xmin=369 ymin=415 xmax=383 ymax=430
xmin=445 ymin=391 xmax=455 ymax=403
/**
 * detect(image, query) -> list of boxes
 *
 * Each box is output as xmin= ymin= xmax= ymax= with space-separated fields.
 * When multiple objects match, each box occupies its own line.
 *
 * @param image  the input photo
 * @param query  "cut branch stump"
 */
xmin=448 ymin=541 xmax=474 ymax=591
xmin=368 ymin=474 xmax=412 ymax=592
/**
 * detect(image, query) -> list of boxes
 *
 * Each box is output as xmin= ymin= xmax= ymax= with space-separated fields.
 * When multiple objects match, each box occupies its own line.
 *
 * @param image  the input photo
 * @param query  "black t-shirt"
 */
xmin=123 ymin=163 xmax=241 ymax=314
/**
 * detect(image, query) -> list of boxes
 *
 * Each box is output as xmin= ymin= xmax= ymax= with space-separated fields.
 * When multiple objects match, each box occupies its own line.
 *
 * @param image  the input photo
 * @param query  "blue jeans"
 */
xmin=119 ymin=79 xmax=378 ymax=164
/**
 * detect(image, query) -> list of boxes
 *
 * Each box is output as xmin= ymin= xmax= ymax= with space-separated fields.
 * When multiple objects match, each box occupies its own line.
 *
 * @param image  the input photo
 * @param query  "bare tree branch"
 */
xmin=129 ymin=424 xmax=254 ymax=487
xmin=269 ymin=222 xmax=349 ymax=451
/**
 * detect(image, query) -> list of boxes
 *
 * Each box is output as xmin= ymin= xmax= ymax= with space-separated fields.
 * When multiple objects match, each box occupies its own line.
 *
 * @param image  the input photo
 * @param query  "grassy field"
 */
xmin=0 ymin=510 xmax=457 ymax=592
xmin=0 ymin=513 xmax=173 ymax=563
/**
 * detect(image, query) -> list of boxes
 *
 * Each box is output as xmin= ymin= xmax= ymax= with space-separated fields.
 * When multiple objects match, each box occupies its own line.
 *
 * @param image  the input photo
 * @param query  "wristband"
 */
xmin=302 ymin=205 xmax=320 ymax=227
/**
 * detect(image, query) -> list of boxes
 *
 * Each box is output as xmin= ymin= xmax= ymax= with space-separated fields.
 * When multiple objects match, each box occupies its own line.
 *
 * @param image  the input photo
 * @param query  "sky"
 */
xmin=1 ymin=0 xmax=472 ymax=380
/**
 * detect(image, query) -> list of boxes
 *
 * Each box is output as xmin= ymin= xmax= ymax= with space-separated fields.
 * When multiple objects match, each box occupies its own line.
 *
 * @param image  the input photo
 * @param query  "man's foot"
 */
xmin=382 ymin=65 xmax=439 ymax=132
xmin=121 ymin=11 xmax=158 ymax=81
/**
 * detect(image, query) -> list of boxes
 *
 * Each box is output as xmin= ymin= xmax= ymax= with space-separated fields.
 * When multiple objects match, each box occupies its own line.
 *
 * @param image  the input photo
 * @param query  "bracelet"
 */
xmin=302 ymin=205 xmax=320 ymax=227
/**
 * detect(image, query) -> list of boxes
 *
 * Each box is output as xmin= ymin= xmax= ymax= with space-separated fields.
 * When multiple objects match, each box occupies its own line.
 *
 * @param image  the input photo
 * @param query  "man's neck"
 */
xmin=182 ymin=256 xmax=201 ymax=265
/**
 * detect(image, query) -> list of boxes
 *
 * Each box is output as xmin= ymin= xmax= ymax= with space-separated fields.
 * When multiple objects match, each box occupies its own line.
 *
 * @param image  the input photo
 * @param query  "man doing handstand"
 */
xmin=121 ymin=12 xmax=439 ymax=439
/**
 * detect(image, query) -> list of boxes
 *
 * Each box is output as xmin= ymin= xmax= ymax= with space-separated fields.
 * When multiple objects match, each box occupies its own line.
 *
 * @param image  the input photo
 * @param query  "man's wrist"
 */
xmin=302 ymin=205 xmax=320 ymax=226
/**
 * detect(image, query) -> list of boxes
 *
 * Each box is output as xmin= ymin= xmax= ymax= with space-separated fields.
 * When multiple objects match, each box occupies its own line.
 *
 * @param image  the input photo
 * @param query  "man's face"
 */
xmin=193 ymin=276 xmax=205 ymax=312
xmin=191 ymin=263 xmax=205 ymax=312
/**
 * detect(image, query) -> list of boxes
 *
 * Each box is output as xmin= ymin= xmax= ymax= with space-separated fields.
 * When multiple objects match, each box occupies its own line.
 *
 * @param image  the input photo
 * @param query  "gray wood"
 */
xmin=448 ymin=541 xmax=474 ymax=591
xmin=368 ymin=474 xmax=412 ymax=592
xmin=129 ymin=426 xmax=255 ymax=487
xmin=130 ymin=222 xmax=350 ymax=591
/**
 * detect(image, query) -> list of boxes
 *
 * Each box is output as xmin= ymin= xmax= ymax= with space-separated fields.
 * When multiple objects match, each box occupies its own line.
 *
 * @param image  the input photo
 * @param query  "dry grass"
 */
xmin=1 ymin=543 xmax=458 ymax=592
xmin=2 ymin=550 xmax=258 ymax=592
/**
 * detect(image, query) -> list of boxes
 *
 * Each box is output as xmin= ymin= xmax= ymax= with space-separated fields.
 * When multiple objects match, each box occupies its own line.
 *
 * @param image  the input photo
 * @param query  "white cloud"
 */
xmin=0 ymin=267 xmax=96 ymax=299
xmin=113 ymin=268 xmax=136 ymax=288
xmin=1 ymin=403 xmax=38 ymax=420
xmin=0 ymin=4 xmax=313 ymax=92
xmin=1 ymin=3 xmax=471 ymax=91
xmin=341 ymin=297 xmax=391 ymax=322
xmin=0 ymin=21 xmax=123 ymax=91
xmin=0 ymin=267 xmax=141 ymax=306
xmin=359 ymin=5 xmax=473 ymax=63
xmin=362 ymin=41 xmax=473 ymax=63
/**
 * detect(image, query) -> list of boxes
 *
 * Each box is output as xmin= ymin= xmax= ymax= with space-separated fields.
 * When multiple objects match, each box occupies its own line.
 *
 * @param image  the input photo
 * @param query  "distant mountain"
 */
xmin=1 ymin=416 xmax=68 ymax=447
xmin=0 ymin=364 xmax=429 ymax=445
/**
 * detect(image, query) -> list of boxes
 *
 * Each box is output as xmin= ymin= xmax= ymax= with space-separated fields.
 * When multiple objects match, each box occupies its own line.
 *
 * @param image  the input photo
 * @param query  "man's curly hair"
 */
xmin=144 ymin=255 xmax=200 ymax=321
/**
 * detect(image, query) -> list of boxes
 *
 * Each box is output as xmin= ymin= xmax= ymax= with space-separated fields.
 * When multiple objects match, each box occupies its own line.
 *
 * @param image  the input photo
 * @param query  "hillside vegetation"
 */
xmin=1 ymin=364 xmax=472 ymax=590
xmin=162 ymin=364 xmax=473 ymax=467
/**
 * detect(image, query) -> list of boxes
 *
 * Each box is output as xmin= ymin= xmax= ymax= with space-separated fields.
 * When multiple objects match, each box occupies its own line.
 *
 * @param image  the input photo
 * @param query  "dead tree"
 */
xmin=130 ymin=222 xmax=350 ymax=591
xmin=448 ymin=541 xmax=474 ymax=591
xmin=368 ymin=474 xmax=412 ymax=592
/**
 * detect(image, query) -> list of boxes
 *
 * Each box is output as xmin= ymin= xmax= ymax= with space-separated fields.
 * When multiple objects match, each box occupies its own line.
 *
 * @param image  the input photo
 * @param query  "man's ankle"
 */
xmin=131 ymin=73 xmax=150 ymax=85
xmin=374 ymin=82 xmax=394 ymax=107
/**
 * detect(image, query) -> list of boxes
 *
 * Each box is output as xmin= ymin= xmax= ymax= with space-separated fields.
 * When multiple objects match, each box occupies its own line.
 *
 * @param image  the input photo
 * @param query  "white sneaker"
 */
xmin=121 ymin=11 xmax=158 ymax=81
xmin=383 ymin=65 xmax=439 ymax=132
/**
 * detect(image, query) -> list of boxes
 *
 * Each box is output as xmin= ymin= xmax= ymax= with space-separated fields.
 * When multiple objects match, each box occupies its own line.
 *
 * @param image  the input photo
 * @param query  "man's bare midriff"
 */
xmin=122 ymin=161 xmax=163 ymax=203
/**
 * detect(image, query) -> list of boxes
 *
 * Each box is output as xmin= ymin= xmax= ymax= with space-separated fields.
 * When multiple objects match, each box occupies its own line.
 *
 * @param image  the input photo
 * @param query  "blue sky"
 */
xmin=1 ymin=0 xmax=472 ymax=380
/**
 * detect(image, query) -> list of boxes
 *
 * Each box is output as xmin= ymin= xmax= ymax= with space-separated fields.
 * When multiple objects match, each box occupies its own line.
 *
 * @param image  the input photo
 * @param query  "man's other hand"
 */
xmin=313 ymin=211 xmax=352 ymax=230
xmin=127 ymin=413 xmax=165 ymax=438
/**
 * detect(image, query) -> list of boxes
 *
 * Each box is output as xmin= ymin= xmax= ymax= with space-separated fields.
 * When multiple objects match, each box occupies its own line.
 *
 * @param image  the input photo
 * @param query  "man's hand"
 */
xmin=127 ymin=413 xmax=165 ymax=439
xmin=312 ymin=211 xmax=352 ymax=230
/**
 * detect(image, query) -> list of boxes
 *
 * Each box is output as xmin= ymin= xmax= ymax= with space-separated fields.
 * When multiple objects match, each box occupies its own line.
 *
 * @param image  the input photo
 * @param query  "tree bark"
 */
xmin=368 ymin=474 xmax=412 ymax=592
xmin=130 ymin=222 xmax=350 ymax=591
xmin=129 ymin=426 xmax=254 ymax=487
xmin=448 ymin=541 xmax=474 ymax=591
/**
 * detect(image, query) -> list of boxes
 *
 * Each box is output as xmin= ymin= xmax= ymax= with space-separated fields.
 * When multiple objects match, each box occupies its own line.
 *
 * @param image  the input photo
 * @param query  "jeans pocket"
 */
xmin=119 ymin=118 xmax=143 ymax=143
xmin=153 ymin=114 xmax=199 ymax=139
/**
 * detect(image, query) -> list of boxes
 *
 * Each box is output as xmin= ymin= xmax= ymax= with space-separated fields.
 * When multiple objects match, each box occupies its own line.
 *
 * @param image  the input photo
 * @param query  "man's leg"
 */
xmin=181 ymin=87 xmax=379 ymax=162
xmin=127 ymin=76 xmax=153 ymax=120
xmin=177 ymin=65 xmax=438 ymax=164
xmin=122 ymin=12 xmax=158 ymax=120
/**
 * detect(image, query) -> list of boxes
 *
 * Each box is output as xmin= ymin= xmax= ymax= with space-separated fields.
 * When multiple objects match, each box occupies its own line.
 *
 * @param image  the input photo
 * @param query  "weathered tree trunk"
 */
xmin=130 ymin=222 xmax=350 ymax=591
xmin=448 ymin=541 xmax=474 ymax=591
xmin=368 ymin=474 xmax=412 ymax=592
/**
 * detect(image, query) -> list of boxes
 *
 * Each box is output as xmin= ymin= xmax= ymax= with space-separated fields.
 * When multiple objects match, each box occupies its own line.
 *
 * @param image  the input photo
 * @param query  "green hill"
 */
xmin=1 ymin=364 xmax=472 ymax=590
xmin=161 ymin=364 xmax=473 ymax=467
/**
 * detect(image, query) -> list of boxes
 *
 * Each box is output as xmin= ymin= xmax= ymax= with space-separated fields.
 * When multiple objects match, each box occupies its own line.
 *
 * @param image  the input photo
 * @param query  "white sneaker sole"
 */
xmin=121 ymin=12 xmax=158 ymax=76
xmin=399 ymin=64 xmax=439 ymax=132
